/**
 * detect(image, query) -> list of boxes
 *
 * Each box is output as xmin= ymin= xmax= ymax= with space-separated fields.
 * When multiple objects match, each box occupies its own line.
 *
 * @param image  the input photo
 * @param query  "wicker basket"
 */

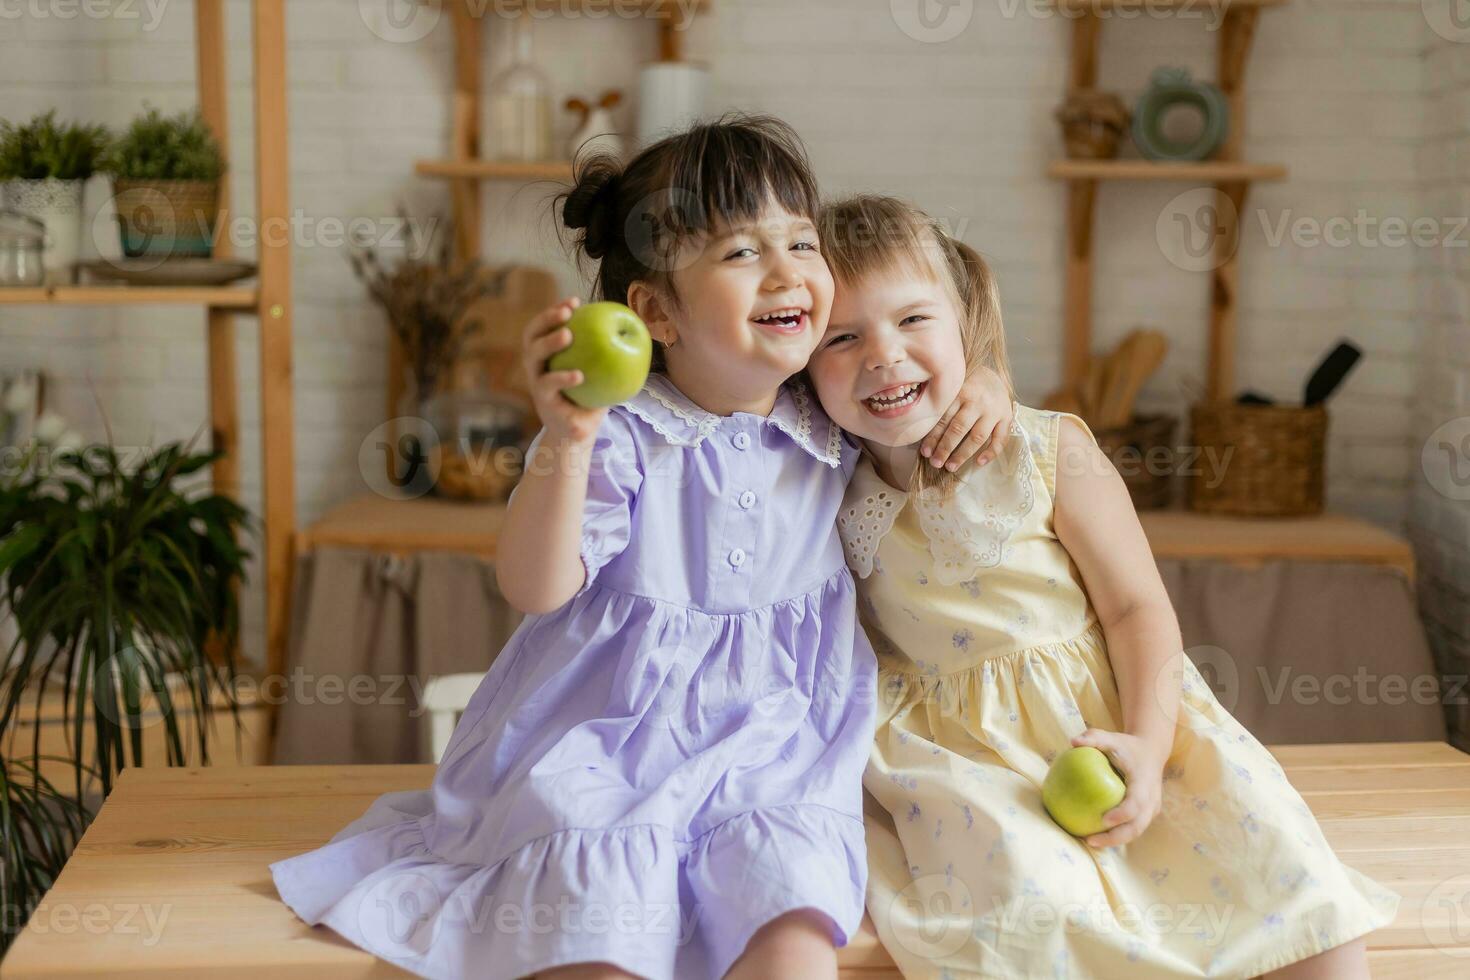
xmin=1054 ymin=91 xmax=1130 ymax=160
xmin=111 ymin=178 xmax=219 ymax=258
xmin=429 ymin=444 xmax=521 ymax=502
xmin=1188 ymin=402 xmax=1327 ymax=516
xmin=1094 ymin=413 xmax=1177 ymax=511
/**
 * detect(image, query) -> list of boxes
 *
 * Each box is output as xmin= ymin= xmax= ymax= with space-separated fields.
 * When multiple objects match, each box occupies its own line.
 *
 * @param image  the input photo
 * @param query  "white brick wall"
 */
xmin=1407 ymin=0 xmax=1470 ymax=749
xmin=0 ymin=0 xmax=1460 ymax=671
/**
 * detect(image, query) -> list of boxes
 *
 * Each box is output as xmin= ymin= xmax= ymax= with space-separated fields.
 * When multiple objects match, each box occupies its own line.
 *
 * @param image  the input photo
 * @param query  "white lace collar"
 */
xmin=837 ymin=413 xmax=1037 ymax=585
xmin=623 ymin=372 xmax=845 ymax=468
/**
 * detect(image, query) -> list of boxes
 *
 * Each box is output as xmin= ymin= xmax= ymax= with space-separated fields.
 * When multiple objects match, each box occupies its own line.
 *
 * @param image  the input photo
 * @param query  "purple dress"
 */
xmin=270 ymin=373 xmax=877 ymax=980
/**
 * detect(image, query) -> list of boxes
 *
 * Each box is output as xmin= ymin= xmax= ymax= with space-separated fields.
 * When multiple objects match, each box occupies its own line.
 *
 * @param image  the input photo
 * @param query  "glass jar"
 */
xmin=486 ymin=16 xmax=552 ymax=163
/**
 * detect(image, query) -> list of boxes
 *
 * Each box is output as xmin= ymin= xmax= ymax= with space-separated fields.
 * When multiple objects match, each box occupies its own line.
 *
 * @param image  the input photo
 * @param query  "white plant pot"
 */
xmin=2 ymin=178 xmax=86 ymax=285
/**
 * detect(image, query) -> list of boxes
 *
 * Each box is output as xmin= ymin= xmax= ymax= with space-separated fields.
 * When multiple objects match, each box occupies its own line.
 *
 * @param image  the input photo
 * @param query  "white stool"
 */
xmin=421 ymin=672 xmax=486 ymax=763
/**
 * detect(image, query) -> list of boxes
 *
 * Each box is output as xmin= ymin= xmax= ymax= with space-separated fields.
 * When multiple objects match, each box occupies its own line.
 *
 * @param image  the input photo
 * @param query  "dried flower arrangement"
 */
xmin=347 ymin=209 xmax=493 ymax=401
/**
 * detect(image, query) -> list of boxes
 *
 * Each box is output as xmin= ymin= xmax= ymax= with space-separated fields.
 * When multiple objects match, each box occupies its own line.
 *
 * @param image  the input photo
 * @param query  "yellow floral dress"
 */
xmin=837 ymin=403 xmax=1400 ymax=979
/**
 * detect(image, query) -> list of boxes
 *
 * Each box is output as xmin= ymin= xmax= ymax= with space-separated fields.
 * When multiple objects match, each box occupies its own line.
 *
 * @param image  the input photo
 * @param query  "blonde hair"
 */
xmin=817 ymin=194 xmax=1014 ymax=498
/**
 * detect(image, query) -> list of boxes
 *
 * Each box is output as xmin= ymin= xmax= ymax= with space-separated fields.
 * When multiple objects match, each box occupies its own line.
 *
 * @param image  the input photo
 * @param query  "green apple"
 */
xmin=1042 ymin=746 xmax=1127 ymax=838
xmin=547 ymin=302 xmax=653 ymax=408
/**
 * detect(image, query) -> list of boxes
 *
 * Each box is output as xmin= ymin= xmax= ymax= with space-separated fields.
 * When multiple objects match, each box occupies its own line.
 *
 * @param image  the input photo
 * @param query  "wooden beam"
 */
xmin=1218 ymin=7 xmax=1260 ymax=160
xmin=253 ymin=0 xmax=296 ymax=761
xmin=1068 ymin=12 xmax=1100 ymax=93
xmin=1063 ymin=179 xmax=1097 ymax=387
xmin=1047 ymin=159 xmax=1286 ymax=182
xmin=659 ymin=19 xmax=684 ymax=61
xmin=1208 ymin=180 xmax=1248 ymax=401
xmin=196 ymin=0 xmax=240 ymax=673
xmin=196 ymin=0 xmax=238 ymax=499
xmin=1205 ymin=6 xmax=1262 ymax=402
xmin=450 ymin=0 xmax=484 ymax=263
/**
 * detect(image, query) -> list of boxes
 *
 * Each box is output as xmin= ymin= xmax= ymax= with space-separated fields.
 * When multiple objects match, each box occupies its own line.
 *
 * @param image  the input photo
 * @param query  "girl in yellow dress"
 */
xmin=805 ymin=195 xmax=1401 ymax=979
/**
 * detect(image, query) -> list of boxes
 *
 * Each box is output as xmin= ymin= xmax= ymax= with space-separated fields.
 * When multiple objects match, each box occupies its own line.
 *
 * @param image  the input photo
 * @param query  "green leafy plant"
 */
xmin=0 ymin=436 xmax=253 ymax=955
xmin=100 ymin=106 xmax=225 ymax=181
xmin=0 ymin=111 xmax=110 ymax=182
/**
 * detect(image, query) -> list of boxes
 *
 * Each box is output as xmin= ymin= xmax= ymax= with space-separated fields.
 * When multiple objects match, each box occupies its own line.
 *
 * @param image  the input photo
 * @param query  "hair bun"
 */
xmin=562 ymin=155 xmax=621 ymax=260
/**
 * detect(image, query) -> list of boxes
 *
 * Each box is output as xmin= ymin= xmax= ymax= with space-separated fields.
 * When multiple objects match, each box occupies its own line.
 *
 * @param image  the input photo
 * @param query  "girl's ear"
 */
xmin=628 ymin=280 xmax=679 ymax=346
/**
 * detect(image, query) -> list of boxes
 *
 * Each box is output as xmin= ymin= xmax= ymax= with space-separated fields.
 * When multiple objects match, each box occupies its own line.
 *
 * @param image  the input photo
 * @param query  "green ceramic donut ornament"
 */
xmin=1132 ymin=67 xmax=1230 ymax=162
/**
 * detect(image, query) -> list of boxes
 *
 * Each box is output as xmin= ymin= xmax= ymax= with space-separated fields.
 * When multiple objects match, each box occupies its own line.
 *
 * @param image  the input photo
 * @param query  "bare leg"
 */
xmin=534 ymin=964 xmax=641 ymax=980
xmin=724 ymin=909 xmax=838 ymax=980
xmin=1261 ymin=937 xmax=1371 ymax=980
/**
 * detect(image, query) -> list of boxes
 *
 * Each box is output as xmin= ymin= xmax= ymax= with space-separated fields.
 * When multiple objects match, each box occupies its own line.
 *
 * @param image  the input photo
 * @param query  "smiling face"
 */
xmin=807 ymin=263 xmax=967 ymax=448
xmin=632 ymin=200 xmax=833 ymax=415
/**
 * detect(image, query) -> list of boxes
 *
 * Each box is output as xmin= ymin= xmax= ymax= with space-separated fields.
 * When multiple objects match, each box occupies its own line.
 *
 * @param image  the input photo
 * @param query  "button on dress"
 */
xmin=839 ymin=403 xmax=1400 ymax=979
xmin=270 ymin=373 xmax=877 ymax=980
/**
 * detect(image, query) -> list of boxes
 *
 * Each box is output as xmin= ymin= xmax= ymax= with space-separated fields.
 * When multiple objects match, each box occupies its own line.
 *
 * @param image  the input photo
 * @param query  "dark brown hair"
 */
xmin=556 ymin=113 xmax=822 ymax=370
xmin=818 ymin=194 xmax=1014 ymax=498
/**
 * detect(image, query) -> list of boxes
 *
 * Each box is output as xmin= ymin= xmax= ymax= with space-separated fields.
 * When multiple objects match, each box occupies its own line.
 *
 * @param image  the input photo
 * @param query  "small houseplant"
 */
xmin=0 ymin=429 xmax=252 ymax=955
xmin=100 ymin=106 xmax=226 ymax=259
xmin=0 ymin=111 xmax=110 ymax=284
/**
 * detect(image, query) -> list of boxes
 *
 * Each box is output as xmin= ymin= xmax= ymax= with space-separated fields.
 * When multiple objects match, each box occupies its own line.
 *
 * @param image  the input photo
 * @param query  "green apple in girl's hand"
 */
xmin=547 ymin=302 xmax=653 ymax=408
xmin=1043 ymin=746 xmax=1127 ymax=838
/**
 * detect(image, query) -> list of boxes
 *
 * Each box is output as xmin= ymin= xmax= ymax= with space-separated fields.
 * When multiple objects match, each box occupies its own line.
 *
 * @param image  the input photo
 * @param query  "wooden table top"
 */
xmin=6 ymin=742 xmax=1468 ymax=978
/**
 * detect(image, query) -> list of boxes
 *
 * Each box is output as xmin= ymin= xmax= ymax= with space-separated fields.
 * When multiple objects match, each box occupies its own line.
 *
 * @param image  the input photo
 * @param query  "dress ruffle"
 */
xmin=270 ymin=797 xmax=868 ymax=980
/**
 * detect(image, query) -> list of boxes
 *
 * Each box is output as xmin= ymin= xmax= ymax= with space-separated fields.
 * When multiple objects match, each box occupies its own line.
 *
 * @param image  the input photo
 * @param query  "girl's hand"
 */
xmin=921 ymin=364 xmax=1013 ymax=471
xmin=522 ymin=297 xmax=607 ymax=445
xmin=1070 ymin=728 xmax=1169 ymax=849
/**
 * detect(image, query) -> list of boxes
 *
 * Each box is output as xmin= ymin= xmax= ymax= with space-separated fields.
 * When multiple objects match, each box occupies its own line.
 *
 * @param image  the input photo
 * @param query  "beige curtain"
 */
xmin=1158 ymin=559 xmax=1446 ymax=745
xmin=272 ymin=549 xmax=522 ymax=765
xmin=273 ymin=550 xmax=1444 ymax=765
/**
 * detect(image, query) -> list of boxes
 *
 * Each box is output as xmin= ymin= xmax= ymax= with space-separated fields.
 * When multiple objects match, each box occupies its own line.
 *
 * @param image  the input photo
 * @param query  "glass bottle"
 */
xmin=486 ymin=15 xmax=552 ymax=162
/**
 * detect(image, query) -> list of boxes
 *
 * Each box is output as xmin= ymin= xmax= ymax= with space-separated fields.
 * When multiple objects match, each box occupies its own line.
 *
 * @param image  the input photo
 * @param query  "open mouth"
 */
xmin=863 ymin=381 xmax=927 ymax=418
xmin=751 ymin=307 xmax=809 ymax=334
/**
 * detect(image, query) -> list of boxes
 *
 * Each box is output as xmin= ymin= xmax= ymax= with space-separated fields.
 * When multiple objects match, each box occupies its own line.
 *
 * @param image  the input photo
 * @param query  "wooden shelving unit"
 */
xmin=1049 ymin=3 xmax=1414 ymax=569
xmin=301 ymin=0 xmax=709 ymax=555
xmin=0 ymin=285 xmax=259 ymax=307
xmin=1047 ymin=159 xmax=1287 ymax=182
xmin=3 ymin=1 xmax=297 ymax=754
xmin=1056 ymin=0 xmax=1285 ymax=10
xmin=399 ymin=0 xmax=709 ymax=416
xmin=1051 ymin=0 xmax=1287 ymax=401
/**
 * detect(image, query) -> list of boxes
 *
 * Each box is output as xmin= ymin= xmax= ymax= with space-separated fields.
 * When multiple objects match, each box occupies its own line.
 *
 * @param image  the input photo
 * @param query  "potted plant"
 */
xmin=0 ymin=429 xmax=252 ymax=955
xmin=100 ymin=105 xmax=226 ymax=259
xmin=0 ymin=111 xmax=110 ymax=284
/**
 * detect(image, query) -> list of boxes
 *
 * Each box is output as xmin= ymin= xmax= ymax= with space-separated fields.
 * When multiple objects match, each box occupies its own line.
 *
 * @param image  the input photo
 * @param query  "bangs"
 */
xmin=819 ymin=199 xmax=949 ymax=290
xmin=652 ymin=117 xmax=821 ymax=242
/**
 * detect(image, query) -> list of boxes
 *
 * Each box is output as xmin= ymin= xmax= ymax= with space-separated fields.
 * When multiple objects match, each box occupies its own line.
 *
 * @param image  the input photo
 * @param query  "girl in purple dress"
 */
xmin=270 ymin=116 xmax=1013 ymax=980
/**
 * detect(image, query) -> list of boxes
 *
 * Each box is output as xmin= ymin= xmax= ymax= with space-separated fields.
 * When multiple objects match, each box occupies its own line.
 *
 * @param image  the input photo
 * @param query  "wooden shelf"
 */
xmin=1139 ymin=508 xmax=1415 ymax=581
xmin=416 ymin=0 xmax=707 ymax=17
xmin=414 ymin=158 xmax=574 ymax=181
xmin=297 ymin=493 xmax=505 ymax=558
xmin=1055 ymin=0 xmax=1285 ymax=10
xmin=0 ymin=284 xmax=259 ymax=309
xmin=1048 ymin=159 xmax=1287 ymax=182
